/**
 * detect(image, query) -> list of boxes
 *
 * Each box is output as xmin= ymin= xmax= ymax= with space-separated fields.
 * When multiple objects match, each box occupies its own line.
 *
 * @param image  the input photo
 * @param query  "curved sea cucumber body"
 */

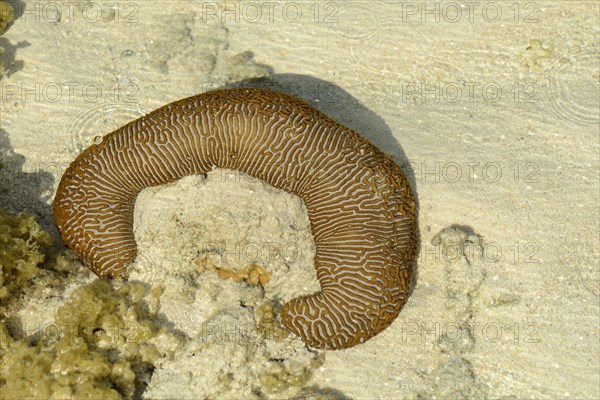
xmin=53 ymin=88 xmax=417 ymax=350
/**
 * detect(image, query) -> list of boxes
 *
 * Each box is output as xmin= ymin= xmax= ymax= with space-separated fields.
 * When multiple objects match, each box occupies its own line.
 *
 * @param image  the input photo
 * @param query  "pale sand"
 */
xmin=1 ymin=1 xmax=598 ymax=399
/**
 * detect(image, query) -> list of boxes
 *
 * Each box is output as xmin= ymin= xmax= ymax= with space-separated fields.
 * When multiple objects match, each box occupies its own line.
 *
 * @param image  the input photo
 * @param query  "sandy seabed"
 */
xmin=1 ymin=1 xmax=598 ymax=399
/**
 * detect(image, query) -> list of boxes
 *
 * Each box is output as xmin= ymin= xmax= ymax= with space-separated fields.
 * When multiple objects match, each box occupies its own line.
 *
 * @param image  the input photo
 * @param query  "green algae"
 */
xmin=0 ymin=280 xmax=182 ymax=399
xmin=0 ymin=207 xmax=52 ymax=313
xmin=0 ymin=0 xmax=13 ymax=78
xmin=259 ymin=354 xmax=325 ymax=395
xmin=1 ymin=328 xmax=122 ymax=400
xmin=255 ymin=299 xmax=289 ymax=342
xmin=0 ymin=1 xmax=12 ymax=34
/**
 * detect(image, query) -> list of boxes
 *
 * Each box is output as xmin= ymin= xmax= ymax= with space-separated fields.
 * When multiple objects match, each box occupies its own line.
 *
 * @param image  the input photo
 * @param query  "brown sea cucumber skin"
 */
xmin=53 ymin=88 xmax=417 ymax=350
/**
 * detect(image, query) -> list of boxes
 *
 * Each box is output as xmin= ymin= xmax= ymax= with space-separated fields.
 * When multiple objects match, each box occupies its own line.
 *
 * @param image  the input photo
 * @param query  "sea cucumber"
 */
xmin=53 ymin=88 xmax=418 ymax=349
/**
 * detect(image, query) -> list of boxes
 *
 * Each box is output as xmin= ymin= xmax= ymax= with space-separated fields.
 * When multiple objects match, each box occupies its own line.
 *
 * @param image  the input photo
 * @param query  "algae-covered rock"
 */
xmin=0 ymin=0 xmax=14 ymax=78
xmin=0 ymin=1 xmax=13 ymax=34
xmin=0 ymin=208 xmax=52 ymax=313
xmin=0 ymin=280 xmax=182 ymax=399
xmin=256 ymin=299 xmax=289 ymax=342
xmin=55 ymin=280 xmax=176 ymax=367
xmin=1 ymin=336 xmax=121 ymax=400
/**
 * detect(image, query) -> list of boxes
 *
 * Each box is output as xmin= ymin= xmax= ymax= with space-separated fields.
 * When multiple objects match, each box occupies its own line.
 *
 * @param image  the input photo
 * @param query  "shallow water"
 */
xmin=1 ymin=1 xmax=598 ymax=399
